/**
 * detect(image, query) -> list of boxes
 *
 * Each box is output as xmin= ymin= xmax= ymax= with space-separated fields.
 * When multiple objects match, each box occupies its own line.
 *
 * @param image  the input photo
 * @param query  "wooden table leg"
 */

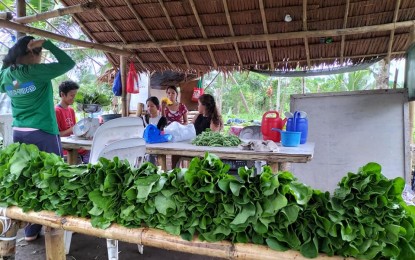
xmin=157 ymin=155 xmax=167 ymax=171
xmin=44 ymin=227 xmax=65 ymax=260
xmin=66 ymin=149 xmax=78 ymax=165
xmin=269 ymin=162 xmax=279 ymax=173
xmin=279 ymin=162 xmax=292 ymax=172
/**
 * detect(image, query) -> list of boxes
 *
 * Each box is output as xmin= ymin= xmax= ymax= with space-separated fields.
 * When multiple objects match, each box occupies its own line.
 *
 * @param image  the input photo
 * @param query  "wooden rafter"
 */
xmin=340 ymin=0 xmax=350 ymax=64
xmin=12 ymin=2 xmax=97 ymax=24
xmin=0 ymin=19 xmax=132 ymax=56
xmin=188 ymin=0 xmax=218 ymax=68
xmin=259 ymin=0 xmax=274 ymax=71
xmin=124 ymin=0 xmax=175 ymax=69
xmin=303 ymin=0 xmax=311 ymax=69
xmin=68 ymin=11 xmax=118 ymax=67
xmin=386 ymin=0 xmax=402 ymax=64
xmin=222 ymin=0 xmax=242 ymax=67
xmin=97 ymin=7 xmax=127 ymax=44
xmin=22 ymin=3 xmax=107 ymax=68
xmin=112 ymin=20 xmax=415 ymax=49
xmin=73 ymin=14 xmax=136 ymax=67
xmin=158 ymin=0 xmax=190 ymax=70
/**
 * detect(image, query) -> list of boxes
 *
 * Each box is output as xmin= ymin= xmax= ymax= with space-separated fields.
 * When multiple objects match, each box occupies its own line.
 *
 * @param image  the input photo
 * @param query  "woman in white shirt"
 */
xmin=143 ymin=96 xmax=167 ymax=131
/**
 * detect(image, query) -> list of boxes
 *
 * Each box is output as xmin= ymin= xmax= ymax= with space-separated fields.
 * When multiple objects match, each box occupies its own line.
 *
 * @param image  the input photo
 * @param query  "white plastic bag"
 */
xmin=164 ymin=122 xmax=196 ymax=142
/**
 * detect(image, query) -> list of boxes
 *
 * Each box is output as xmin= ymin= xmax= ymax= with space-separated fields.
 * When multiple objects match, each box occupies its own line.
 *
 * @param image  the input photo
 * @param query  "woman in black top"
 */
xmin=192 ymin=94 xmax=223 ymax=135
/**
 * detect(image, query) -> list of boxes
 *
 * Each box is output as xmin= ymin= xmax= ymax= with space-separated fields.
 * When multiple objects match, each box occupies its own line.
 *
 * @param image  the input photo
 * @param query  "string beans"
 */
xmin=192 ymin=130 xmax=241 ymax=146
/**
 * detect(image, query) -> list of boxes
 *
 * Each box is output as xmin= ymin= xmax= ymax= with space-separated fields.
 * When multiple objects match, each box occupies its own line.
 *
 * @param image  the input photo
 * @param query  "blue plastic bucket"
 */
xmin=271 ymin=128 xmax=301 ymax=147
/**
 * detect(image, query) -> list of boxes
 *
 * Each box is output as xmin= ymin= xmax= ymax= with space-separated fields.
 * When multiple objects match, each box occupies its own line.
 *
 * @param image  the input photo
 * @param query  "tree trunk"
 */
xmin=375 ymin=59 xmax=390 ymax=89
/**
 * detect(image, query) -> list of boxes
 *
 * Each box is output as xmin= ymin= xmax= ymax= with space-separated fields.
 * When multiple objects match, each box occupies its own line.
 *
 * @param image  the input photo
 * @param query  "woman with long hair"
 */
xmin=143 ymin=96 xmax=167 ymax=131
xmin=192 ymin=93 xmax=223 ymax=135
xmin=0 ymin=36 xmax=75 ymax=241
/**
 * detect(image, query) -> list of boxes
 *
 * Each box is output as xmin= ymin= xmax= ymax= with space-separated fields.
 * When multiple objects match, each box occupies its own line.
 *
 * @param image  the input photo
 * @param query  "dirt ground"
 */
xmin=13 ymin=228 xmax=221 ymax=260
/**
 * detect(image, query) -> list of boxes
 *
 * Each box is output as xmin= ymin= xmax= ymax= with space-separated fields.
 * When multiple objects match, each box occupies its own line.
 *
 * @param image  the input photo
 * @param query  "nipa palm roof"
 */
xmin=59 ymin=0 xmax=415 ymax=74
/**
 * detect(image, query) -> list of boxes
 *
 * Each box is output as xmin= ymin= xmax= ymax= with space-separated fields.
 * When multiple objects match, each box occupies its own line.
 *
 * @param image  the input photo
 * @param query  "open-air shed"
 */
xmin=2 ymin=1 xmax=415 ymax=259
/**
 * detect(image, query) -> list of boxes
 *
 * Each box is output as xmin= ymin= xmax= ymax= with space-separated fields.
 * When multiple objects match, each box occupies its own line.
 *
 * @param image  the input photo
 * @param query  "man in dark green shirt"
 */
xmin=0 ymin=36 xmax=75 ymax=241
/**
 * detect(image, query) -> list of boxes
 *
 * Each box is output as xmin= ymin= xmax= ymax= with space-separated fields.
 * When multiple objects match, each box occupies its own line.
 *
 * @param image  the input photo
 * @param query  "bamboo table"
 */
xmin=60 ymin=137 xmax=314 ymax=171
xmin=4 ymin=207 xmax=350 ymax=260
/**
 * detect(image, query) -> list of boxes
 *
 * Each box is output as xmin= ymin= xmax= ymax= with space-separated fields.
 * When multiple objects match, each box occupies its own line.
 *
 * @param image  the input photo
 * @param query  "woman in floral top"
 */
xmin=162 ymin=86 xmax=188 ymax=125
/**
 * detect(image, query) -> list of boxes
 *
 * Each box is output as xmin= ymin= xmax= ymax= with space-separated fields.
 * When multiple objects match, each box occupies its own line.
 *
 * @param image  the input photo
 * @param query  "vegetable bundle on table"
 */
xmin=0 ymin=143 xmax=414 ymax=259
xmin=191 ymin=129 xmax=242 ymax=146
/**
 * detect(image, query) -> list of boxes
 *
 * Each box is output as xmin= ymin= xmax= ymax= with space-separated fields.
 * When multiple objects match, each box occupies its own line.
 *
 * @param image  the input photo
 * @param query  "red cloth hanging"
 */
xmin=126 ymin=62 xmax=139 ymax=93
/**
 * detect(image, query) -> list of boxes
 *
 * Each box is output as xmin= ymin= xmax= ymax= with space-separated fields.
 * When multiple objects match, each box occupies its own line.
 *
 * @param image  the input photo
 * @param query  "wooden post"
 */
xmin=0 ymin=220 xmax=19 ymax=257
xmin=16 ymin=0 xmax=26 ymax=38
xmin=44 ymin=226 xmax=65 ymax=260
xmin=409 ymin=26 xmax=415 ymax=146
xmin=120 ymin=56 xmax=128 ymax=117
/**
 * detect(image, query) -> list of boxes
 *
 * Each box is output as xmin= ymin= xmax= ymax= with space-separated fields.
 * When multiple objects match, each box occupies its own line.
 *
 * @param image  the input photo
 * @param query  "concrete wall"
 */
xmin=290 ymin=89 xmax=410 ymax=192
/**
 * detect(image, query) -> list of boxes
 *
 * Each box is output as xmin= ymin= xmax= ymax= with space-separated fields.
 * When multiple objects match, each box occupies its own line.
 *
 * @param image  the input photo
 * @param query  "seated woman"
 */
xmin=143 ymin=96 xmax=167 ymax=165
xmin=143 ymin=96 xmax=167 ymax=131
xmin=192 ymin=93 xmax=223 ymax=135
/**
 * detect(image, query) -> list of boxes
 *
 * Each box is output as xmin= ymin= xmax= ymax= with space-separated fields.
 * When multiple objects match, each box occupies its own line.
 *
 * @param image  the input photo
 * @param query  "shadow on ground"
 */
xmin=15 ymin=229 xmax=222 ymax=260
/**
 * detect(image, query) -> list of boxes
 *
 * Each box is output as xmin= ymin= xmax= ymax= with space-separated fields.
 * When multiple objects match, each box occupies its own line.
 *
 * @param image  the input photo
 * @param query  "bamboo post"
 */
xmin=120 ymin=56 xmax=128 ymax=117
xmin=409 ymin=26 xmax=415 ymax=147
xmin=0 ymin=220 xmax=20 ymax=258
xmin=16 ymin=0 xmax=26 ymax=39
xmin=44 ymin=227 xmax=65 ymax=260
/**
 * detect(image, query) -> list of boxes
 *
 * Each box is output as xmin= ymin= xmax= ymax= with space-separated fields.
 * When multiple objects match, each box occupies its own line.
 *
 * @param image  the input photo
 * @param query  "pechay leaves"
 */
xmin=0 ymin=144 xmax=414 ymax=259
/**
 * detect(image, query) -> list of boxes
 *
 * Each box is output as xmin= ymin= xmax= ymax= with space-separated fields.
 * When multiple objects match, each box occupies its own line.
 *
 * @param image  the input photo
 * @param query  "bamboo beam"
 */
xmin=0 ymin=12 xmax=12 ymax=20
xmin=0 ymin=19 xmax=133 ymax=56
xmin=386 ymin=0 xmax=402 ymax=64
xmin=189 ymin=0 xmax=218 ymax=68
xmin=124 ymin=0 xmax=175 ymax=69
xmin=112 ymin=20 xmax=415 ymax=49
xmin=259 ymin=0 xmax=274 ymax=71
xmin=303 ymin=0 xmax=311 ymax=69
xmin=97 ymin=7 xmax=127 ymax=44
xmin=340 ymin=0 xmax=350 ymax=64
xmin=158 ymin=0 xmax=190 ymax=70
xmin=13 ymin=2 xmax=97 ymax=24
xmin=222 ymin=0 xmax=243 ymax=67
xmin=4 ymin=207 xmax=351 ymax=260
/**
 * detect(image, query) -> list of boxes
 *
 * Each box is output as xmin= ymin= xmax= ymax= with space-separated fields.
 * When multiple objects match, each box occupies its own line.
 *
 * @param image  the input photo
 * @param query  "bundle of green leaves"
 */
xmin=0 ymin=143 xmax=414 ymax=259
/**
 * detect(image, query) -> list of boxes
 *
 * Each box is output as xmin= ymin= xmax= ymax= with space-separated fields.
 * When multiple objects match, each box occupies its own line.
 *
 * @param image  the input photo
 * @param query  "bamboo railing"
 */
xmin=3 ymin=206 xmax=351 ymax=260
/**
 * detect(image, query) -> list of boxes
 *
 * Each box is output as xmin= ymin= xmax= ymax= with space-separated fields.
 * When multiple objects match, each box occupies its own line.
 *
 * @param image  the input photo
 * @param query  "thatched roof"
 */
xmin=57 ymin=0 xmax=415 ymax=73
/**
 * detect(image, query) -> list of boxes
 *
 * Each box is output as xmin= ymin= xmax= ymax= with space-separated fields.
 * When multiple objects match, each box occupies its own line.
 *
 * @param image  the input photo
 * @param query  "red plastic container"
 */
xmin=261 ymin=111 xmax=287 ymax=142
